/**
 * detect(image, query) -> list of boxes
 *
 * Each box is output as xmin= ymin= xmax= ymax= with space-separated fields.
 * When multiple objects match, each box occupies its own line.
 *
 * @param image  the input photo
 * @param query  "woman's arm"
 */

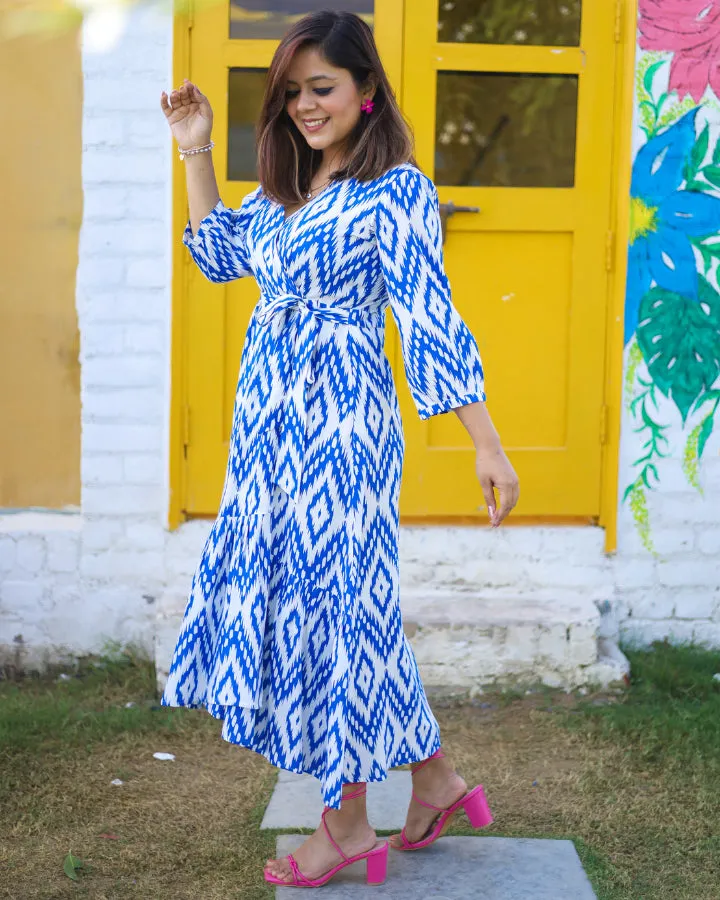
xmin=184 ymin=151 xmax=221 ymax=237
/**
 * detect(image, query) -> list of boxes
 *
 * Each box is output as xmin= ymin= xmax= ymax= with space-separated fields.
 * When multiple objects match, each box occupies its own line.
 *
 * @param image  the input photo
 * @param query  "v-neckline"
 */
xmin=280 ymin=179 xmax=343 ymax=225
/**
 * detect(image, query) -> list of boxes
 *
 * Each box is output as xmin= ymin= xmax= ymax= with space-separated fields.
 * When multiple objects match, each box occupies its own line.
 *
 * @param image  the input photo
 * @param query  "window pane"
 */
xmin=438 ymin=0 xmax=581 ymax=46
xmin=435 ymin=71 xmax=578 ymax=187
xmin=228 ymin=68 xmax=266 ymax=181
xmin=230 ymin=1 xmax=373 ymax=40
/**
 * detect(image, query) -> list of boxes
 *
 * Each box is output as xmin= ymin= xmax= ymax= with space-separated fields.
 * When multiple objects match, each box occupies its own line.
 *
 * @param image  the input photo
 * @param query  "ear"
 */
xmin=362 ymin=74 xmax=378 ymax=102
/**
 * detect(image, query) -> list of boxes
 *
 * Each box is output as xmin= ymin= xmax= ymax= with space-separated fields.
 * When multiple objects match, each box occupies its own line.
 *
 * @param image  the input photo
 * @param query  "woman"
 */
xmin=160 ymin=9 xmax=519 ymax=890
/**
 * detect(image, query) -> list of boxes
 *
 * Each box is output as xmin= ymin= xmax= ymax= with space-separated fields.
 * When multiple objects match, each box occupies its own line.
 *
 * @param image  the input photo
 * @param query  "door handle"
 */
xmin=438 ymin=201 xmax=481 ymax=244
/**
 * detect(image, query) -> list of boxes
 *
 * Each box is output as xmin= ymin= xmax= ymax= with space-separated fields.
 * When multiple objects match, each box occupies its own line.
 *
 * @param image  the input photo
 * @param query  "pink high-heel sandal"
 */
xmin=392 ymin=749 xmax=494 ymax=851
xmin=264 ymin=785 xmax=389 ymax=888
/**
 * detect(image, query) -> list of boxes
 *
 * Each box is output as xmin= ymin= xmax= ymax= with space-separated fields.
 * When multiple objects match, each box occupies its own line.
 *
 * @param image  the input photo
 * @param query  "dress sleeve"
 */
xmin=374 ymin=167 xmax=486 ymax=419
xmin=182 ymin=185 xmax=263 ymax=283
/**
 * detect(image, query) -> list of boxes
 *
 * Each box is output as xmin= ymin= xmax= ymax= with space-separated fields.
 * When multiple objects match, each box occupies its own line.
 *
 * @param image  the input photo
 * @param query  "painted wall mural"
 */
xmin=624 ymin=0 xmax=720 ymax=551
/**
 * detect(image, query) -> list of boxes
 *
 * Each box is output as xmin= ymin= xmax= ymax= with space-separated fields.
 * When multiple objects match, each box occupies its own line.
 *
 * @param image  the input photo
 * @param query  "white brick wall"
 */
xmin=2 ymin=9 xmax=719 ymax=675
xmin=0 ymin=6 xmax=173 ymax=671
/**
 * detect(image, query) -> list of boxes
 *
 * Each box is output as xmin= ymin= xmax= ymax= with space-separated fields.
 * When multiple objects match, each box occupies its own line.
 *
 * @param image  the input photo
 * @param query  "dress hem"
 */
xmin=161 ymin=695 xmax=442 ymax=809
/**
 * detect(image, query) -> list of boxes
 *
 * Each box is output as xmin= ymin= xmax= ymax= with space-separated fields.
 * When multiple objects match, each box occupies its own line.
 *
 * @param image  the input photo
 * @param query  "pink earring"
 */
xmin=361 ymin=98 xmax=374 ymax=114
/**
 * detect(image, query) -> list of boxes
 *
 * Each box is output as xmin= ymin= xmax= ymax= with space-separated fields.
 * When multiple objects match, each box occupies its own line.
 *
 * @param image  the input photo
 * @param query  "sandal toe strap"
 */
xmin=287 ymin=853 xmax=311 ymax=886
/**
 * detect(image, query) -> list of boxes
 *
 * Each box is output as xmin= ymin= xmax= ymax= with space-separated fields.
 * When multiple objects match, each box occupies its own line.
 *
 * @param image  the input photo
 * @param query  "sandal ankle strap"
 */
xmin=340 ymin=784 xmax=367 ymax=802
xmin=410 ymin=748 xmax=445 ymax=775
xmin=320 ymin=783 xmax=368 ymax=863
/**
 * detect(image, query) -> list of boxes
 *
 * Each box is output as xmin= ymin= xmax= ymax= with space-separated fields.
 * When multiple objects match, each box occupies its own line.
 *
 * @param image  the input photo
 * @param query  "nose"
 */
xmin=296 ymin=89 xmax=318 ymax=115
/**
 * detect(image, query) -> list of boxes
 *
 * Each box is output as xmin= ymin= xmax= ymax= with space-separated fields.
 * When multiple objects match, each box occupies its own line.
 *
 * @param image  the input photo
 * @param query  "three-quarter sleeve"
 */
xmin=182 ymin=185 xmax=263 ymax=283
xmin=374 ymin=167 xmax=486 ymax=419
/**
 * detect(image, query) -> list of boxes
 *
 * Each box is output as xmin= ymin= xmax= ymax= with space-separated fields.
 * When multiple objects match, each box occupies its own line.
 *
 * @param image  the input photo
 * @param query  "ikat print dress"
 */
xmin=161 ymin=163 xmax=486 ymax=809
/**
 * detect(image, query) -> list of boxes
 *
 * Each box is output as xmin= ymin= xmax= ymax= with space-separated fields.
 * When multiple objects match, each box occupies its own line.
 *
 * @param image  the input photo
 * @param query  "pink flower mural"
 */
xmin=639 ymin=0 xmax=720 ymax=102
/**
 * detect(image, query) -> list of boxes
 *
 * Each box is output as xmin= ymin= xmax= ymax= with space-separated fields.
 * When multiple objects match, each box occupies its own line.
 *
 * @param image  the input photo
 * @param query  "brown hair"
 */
xmin=256 ymin=10 xmax=417 ymax=206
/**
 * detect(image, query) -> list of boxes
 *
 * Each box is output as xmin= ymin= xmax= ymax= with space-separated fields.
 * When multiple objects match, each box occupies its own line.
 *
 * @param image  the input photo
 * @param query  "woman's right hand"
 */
xmin=160 ymin=79 xmax=214 ymax=149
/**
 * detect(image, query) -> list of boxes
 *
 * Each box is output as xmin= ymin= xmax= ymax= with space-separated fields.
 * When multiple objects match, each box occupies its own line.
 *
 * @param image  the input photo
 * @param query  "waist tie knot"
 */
xmin=254 ymin=292 xmax=381 ymax=502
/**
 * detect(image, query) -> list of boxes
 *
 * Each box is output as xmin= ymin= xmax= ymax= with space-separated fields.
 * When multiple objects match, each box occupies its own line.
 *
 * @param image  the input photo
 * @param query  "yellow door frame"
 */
xmin=600 ymin=0 xmax=637 ymax=552
xmin=169 ymin=0 xmax=637 ymax=556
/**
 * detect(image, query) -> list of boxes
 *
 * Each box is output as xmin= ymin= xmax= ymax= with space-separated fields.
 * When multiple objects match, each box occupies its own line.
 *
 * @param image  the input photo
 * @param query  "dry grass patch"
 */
xmin=2 ymin=644 xmax=718 ymax=899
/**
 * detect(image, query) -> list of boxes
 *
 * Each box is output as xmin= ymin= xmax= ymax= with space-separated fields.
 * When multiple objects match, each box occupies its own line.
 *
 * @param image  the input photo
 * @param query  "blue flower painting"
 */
xmin=626 ymin=109 xmax=720 ymax=344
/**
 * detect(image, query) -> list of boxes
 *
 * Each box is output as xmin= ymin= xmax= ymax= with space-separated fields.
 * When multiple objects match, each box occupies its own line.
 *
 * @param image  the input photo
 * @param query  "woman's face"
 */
xmin=285 ymin=45 xmax=373 ymax=165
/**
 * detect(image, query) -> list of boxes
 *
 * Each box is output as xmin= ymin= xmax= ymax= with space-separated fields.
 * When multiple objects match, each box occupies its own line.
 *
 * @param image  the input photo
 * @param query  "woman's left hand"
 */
xmin=475 ymin=445 xmax=519 ymax=527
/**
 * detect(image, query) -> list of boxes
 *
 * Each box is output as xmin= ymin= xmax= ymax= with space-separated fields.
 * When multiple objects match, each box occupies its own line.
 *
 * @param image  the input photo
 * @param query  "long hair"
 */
xmin=256 ymin=10 xmax=417 ymax=206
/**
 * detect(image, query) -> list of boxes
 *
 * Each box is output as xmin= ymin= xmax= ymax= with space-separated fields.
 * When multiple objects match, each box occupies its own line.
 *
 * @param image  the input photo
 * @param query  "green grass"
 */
xmin=567 ymin=641 xmax=720 ymax=767
xmin=0 ymin=644 xmax=184 ymax=757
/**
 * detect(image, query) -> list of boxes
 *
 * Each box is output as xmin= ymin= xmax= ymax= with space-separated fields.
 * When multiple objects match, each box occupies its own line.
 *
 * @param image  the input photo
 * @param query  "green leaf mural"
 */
xmin=636 ymin=282 xmax=720 ymax=423
xmin=625 ymin=48 xmax=720 ymax=547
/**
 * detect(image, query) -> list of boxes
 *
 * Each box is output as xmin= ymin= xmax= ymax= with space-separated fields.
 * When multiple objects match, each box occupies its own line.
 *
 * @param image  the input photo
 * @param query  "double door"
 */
xmin=179 ymin=0 xmax=618 ymax=520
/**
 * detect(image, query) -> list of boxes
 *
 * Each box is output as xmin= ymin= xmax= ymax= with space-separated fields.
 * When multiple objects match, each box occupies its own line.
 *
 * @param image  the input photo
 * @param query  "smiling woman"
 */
xmin=160 ymin=7 xmax=516 ymax=890
xmin=254 ymin=9 xmax=412 ymax=205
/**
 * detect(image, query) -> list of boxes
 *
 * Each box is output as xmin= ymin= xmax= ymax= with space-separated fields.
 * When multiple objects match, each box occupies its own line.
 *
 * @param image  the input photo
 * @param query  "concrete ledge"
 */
xmin=274 ymin=834 xmax=597 ymax=898
xmin=402 ymin=590 xmax=614 ymax=690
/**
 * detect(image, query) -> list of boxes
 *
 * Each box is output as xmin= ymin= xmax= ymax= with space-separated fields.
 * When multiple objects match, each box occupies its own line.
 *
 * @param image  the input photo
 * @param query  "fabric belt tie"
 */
xmin=254 ymin=293 xmax=381 ymax=503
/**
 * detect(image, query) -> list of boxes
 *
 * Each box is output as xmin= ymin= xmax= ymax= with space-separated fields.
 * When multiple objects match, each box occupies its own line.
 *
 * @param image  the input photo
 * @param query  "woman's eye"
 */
xmin=285 ymin=87 xmax=333 ymax=100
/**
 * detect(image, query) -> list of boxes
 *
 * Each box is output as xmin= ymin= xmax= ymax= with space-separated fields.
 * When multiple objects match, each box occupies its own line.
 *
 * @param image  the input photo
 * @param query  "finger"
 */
xmin=494 ymin=483 xmax=516 ymax=526
xmin=160 ymin=91 xmax=171 ymax=113
xmin=480 ymin=481 xmax=496 ymax=523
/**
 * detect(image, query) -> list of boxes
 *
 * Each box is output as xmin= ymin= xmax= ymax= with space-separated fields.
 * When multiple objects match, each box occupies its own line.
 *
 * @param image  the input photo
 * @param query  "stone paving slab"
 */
xmin=273 ymin=835 xmax=597 ymax=899
xmin=261 ymin=771 xmax=412 ymax=830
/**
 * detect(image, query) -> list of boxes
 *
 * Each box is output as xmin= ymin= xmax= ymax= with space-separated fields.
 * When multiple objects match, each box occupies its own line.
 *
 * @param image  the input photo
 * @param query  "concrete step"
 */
xmin=273 ymin=835 xmax=597 ymax=898
xmin=402 ymin=589 xmax=628 ymax=692
xmin=155 ymin=583 xmax=628 ymax=693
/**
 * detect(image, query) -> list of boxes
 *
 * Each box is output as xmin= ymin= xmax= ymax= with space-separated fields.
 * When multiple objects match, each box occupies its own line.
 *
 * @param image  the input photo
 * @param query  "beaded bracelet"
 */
xmin=178 ymin=140 xmax=214 ymax=161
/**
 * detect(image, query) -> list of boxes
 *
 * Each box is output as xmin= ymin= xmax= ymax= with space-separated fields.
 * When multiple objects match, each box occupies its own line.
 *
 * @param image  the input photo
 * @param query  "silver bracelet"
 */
xmin=178 ymin=140 xmax=214 ymax=161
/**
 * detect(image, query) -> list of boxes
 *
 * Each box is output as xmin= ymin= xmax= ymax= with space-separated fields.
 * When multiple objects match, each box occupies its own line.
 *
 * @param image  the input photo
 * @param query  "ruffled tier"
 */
xmin=161 ymin=511 xmax=441 ymax=808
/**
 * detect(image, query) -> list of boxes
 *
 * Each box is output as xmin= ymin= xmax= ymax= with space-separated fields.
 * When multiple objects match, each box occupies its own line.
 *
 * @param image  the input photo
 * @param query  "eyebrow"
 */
xmin=286 ymin=75 xmax=339 ymax=85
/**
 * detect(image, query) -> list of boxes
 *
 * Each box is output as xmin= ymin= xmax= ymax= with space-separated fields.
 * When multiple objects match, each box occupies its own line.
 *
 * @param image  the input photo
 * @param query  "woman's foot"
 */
xmin=264 ymin=784 xmax=378 ymax=884
xmin=389 ymin=751 xmax=468 ymax=849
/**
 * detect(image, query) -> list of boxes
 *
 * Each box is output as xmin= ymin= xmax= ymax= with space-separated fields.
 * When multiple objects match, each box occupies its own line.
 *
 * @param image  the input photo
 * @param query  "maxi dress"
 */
xmin=161 ymin=163 xmax=486 ymax=809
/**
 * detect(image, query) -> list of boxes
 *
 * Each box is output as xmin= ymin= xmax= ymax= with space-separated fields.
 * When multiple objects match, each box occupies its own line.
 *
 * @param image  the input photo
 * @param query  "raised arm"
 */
xmin=161 ymin=79 xmax=219 ymax=235
xmin=161 ymin=79 xmax=262 ymax=283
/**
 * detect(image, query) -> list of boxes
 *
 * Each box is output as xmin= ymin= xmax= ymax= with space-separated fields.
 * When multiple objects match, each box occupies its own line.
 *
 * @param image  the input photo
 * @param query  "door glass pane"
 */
xmin=228 ymin=68 xmax=267 ymax=181
xmin=230 ymin=1 xmax=374 ymax=40
xmin=438 ymin=0 xmax=581 ymax=46
xmin=435 ymin=71 xmax=578 ymax=187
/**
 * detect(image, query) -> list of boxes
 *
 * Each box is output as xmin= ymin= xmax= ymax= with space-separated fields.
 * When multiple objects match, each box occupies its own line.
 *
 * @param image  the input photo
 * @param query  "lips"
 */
xmin=302 ymin=117 xmax=330 ymax=132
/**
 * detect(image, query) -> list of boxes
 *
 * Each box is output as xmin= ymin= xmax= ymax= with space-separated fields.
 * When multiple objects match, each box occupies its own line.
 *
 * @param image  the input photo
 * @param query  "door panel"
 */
xmin=399 ymin=0 xmax=616 ymax=517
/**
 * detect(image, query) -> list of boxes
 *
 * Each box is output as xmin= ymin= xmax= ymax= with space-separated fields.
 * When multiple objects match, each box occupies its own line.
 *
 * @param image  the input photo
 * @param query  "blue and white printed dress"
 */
xmin=162 ymin=163 xmax=486 ymax=809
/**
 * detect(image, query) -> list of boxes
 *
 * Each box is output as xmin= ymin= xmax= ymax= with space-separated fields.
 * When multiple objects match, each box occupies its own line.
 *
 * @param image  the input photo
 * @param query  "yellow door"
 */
xmin=399 ymin=0 xmax=618 ymax=518
xmin=178 ymin=1 xmax=617 ymax=520
xmin=180 ymin=1 xmax=403 ymax=515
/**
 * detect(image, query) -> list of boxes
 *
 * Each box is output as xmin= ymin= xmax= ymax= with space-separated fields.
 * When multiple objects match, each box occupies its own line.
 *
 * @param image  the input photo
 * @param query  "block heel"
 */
xmin=462 ymin=785 xmax=494 ymax=828
xmin=366 ymin=842 xmax=389 ymax=885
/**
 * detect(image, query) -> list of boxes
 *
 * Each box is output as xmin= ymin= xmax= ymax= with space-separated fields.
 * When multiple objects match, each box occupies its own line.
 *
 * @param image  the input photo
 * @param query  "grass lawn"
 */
xmin=1 ymin=642 xmax=719 ymax=899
